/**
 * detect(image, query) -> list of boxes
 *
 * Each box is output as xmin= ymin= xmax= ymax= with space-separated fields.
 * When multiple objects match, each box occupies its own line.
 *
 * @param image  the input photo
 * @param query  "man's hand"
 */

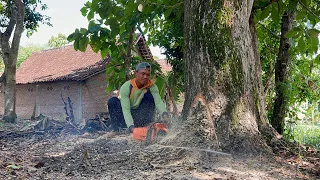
xmin=128 ymin=125 xmax=135 ymax=133
xmin=161 ymin=112 xmax=170 ymax=126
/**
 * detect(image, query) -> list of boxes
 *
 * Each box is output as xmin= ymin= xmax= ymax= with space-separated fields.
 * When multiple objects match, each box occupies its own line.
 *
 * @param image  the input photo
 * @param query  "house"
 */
xmin=0 ymin=35 xmax=171 ymax=122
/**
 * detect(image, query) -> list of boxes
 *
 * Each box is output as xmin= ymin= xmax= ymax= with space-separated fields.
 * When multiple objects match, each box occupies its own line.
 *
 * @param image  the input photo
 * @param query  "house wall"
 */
xmin=82 ymin=72 xmax=111 ymax=120
xmin=0 ymin=72 xmax=112 ymax=121
xmin=13 ymin=81 xmax=80 ymax=121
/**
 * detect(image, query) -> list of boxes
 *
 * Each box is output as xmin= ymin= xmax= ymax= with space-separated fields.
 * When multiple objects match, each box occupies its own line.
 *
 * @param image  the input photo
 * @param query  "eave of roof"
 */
xmin=16 ymin=45 xmax=106 ymax=84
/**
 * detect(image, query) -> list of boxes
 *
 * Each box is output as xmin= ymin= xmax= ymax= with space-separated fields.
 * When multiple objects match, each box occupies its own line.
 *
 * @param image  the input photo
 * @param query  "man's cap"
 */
xmin=136 ymin=62 xmax=151 ymax=72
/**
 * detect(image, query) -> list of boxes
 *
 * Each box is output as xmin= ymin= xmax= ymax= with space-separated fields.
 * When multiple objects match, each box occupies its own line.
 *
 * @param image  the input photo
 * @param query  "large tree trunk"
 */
xmin=0 ymin=0 xmax=25 ymax=123
xmin=179 ymin=0 xmax=270 ymax=153
xmin=271 ymin=11 xmax=295 ymax=135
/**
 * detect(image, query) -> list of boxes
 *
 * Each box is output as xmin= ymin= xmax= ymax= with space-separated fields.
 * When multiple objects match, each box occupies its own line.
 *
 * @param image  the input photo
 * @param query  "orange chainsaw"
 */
xmin=132 ymin=121 xmax=168 ymax=145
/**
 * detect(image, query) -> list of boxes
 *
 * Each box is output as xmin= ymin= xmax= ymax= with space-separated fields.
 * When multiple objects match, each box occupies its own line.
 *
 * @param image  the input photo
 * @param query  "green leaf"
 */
xmin=74 ymin=40 xmax=79 ymax=51
xmin=67 ymin=33 xmax=75 ymax=41
xmin=105 ymin=84 xmax=114 ymax=92
xmin=120 ymin=30 xmax=130 ymax=40
xmin=164 ymin=8 xmax=173 ymax=19
xmin=101 ymin=47 xmax=109 ymax=58
xmin=271 ymin=3 xmax=279 ymax=24
xmin=111 ymin=27 xmax=120 ymax=38
xmin=87 ymin=10 xmax=94 ymax=21
xmin=163 ymin=0 xmax=170 ymax=6
xmin=119 ymin=70 xmax=126 ymax=79
xmin=307 ymin=29 xmax=320 ymax=38
xmin=300 ymin=0 xmax=311 ymax=6
xmin=143 ymin=4 xmax=153 ymax=14
xmin=310 ymin=36 xmax=319 ymax=53
xmin=106 ymin=66 xmax=114 ymax=74
xmin=285 ymin=29 xmax=299 ymax=38
xmin=90 ymin=43 xmax=100 ymax=53
xmin=80 ymin=7 xmax=88 ymax=16
xmin=114 ymin=66 xmax=121 ymax=73
xmin=176 ymin=9 xmax=182 ymax=20
xmin=124 ymin=2 xmax=136 ymax=16
xmin=88 ymin=21 xmax=100 ymax=33
xmin=260 ymin=6 xmax=270 ymax=20
xmin=80 ymin=28 xmax=88 ymax=34
xmin=295 ymin=10 xmax=304 ymax=20
xmin=79 ymin=37 xmax=89 ymax=52
xmin=107 ymin=19 xmax=117 ymax=28
xmin=155 ymin=76 xmax=166 ymax=99
xmin=288 ymin=0 xmax=298 ymax=11
xmin=297 ymin=38 xmax=305 ymax=52
xmin=314 ymin=54 xmax=320 ymax=65
xmin=258 ymin=0 xmax=270 ymax=7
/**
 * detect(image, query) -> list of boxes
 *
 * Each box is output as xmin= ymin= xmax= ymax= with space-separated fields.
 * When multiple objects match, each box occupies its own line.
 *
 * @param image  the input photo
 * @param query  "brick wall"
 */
xmin=13 ymin=81 xmax=80 ymax=120
xmin=0 ymin=72 xmax=112 ymax=121
xmin=81 ymin=72 xmax=111 ymax=120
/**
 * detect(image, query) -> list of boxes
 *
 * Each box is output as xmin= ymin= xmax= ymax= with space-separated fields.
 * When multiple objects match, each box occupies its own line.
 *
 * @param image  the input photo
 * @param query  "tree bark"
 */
xmin=0 ymin=0 xmax=25 ymax=123
xmin=181 ymin=0 xmax=270 ymax=153
xmin=271 ymin=11 xmax=295 ymax=134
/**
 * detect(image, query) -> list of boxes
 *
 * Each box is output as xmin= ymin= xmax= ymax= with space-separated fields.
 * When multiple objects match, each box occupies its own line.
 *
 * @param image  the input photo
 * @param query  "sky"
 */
xmin=20 ymin=0 xmax=164 ymax=58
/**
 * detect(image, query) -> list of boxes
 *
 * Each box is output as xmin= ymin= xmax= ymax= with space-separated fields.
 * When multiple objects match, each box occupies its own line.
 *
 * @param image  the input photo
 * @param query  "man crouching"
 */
xmin=107 ymin=62 xmax=169 ymax=133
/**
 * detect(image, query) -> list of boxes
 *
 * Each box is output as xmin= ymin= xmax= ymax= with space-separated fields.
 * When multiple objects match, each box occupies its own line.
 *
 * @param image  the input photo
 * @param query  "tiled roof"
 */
xmin=16 ymin=35 xmax=158 ymax=84
xmin=157 ymin=59 xmax=172 ymax=73
xmin=136 ymin=34 xmax=154 ymax=61
xmin=16 ymin=45 xmax=106 ymax=84
xmin=15 ymin=39 xmax=172 ymax=85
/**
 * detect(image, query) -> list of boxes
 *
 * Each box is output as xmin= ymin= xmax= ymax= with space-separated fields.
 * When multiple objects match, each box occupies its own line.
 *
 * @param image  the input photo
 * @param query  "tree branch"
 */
xmin=10 ymin=0 xmax=25 ymax=60
xmin=298 ymin=0 xmax=320 ymax=20
xmin=0 ymin=4 xmax=17 ymax=64
xmin=263 ymin=63 xmax=275 ymax=97
xmin=3 ymin=4 xmax=17 ymax=42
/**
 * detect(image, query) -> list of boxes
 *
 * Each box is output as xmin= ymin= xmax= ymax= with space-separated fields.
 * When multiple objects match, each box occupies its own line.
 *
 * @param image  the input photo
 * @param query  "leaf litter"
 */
xmin=0 ymin=119 xmax=319 ymax=180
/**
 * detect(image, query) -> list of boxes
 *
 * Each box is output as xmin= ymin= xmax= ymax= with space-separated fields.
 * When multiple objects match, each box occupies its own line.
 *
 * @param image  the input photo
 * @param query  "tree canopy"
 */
xmin=47 ymin=33 xmax=69 ymax=48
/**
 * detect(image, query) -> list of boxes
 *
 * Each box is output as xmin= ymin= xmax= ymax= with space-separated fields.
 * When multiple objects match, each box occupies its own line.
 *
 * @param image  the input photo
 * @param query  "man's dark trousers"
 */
xmin=107 ymin=91 xmax=155 ymax=131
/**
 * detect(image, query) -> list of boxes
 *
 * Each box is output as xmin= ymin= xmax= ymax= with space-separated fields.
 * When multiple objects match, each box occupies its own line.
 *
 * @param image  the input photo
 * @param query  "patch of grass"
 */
xmin=293 ymin=125 xmax=320 ymax=149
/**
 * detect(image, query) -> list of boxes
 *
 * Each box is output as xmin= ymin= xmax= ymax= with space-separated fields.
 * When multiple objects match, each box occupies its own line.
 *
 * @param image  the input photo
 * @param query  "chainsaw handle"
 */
xmin=145 ymin=121 xmax=168 ymax=145
xmin=146 ymin=122 xmax=157 ymax=145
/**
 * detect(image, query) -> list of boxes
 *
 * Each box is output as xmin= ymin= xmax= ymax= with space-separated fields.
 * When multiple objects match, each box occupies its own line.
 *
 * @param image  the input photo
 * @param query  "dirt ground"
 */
xmin=0 ymin=119 xmax=319 ymax=180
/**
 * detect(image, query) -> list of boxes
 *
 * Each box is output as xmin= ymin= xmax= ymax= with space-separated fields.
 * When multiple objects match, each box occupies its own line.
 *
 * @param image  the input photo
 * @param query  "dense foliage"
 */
xmin=70 ymin=0 xmax=320 ymax=146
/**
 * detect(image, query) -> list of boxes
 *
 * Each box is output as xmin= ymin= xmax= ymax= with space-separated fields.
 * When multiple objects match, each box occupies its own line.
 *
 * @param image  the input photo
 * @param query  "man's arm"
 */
xmin=150 ymin=84 xmax=167 ymax=115
xmin=120 ymin=82 xmax=134 ymax=127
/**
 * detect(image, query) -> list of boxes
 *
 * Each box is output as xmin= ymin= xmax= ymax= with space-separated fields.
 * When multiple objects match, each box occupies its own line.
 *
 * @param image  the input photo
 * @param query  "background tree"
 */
xmin=17 ymin=44 xmax=44 ymax=67
xmin=252 ymin=0 xmax=320 ymax=135
xmin=47 ymin=33 xmax=69 ymax=48
xmin=0 ymin=0 xmax=50 ymax=123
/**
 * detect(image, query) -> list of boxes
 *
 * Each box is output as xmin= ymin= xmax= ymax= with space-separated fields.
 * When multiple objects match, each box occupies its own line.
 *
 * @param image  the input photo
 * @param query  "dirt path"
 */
xmin=0 ymin=130 xmax=318 ymax=180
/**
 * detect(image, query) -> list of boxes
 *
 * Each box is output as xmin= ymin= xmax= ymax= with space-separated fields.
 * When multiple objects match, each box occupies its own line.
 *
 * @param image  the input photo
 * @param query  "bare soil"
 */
xmin=0 ymin=119 xmax=319 ymax=180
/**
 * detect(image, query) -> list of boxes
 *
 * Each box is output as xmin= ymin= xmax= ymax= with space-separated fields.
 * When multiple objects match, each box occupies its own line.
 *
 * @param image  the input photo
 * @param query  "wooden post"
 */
xmin=78 ymin=82 xmax=83 ymax=123
xmin=36 ymin=85 xmax=40 ymax=116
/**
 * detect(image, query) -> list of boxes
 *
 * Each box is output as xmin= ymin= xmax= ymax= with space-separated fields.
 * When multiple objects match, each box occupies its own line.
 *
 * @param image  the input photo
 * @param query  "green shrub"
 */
xmin=293 ymin=125 xmax=320 ymax=148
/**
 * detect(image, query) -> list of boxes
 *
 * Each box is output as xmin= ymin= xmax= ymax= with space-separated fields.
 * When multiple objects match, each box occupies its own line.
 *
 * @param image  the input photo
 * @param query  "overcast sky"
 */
xmin=20 ymin=0 xmax=164 ymax=58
